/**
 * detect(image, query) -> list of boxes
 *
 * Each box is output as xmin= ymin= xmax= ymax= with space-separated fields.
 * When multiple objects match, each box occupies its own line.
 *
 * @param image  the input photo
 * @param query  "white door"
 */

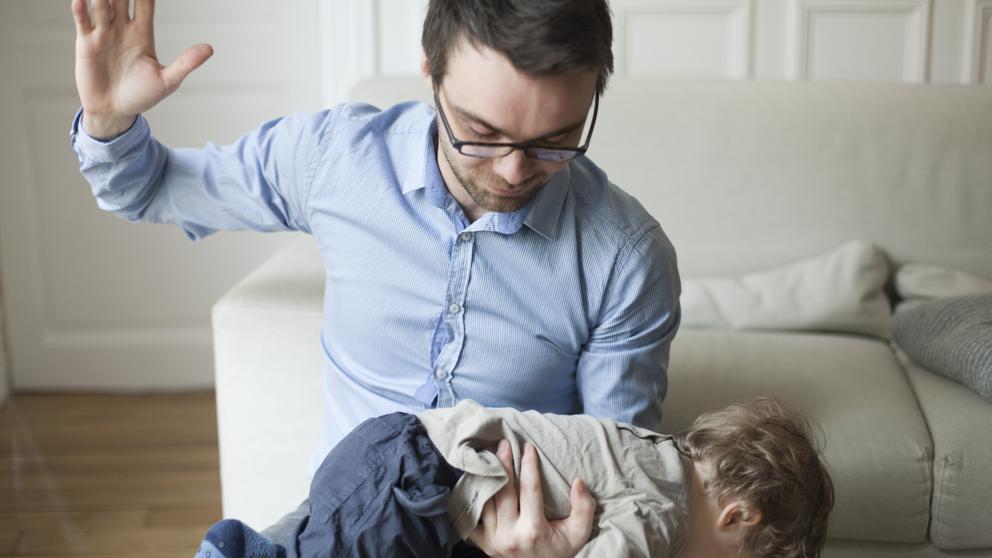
xmin=321 ymin=0 xmax=988 ymax=96
xmin=0 ymin=0 xmax=322 ymax=390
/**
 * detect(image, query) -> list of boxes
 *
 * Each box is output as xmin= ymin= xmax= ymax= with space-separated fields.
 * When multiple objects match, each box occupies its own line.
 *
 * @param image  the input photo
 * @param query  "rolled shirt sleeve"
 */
xmin=69 ymin=107 xmax=334 ymax=240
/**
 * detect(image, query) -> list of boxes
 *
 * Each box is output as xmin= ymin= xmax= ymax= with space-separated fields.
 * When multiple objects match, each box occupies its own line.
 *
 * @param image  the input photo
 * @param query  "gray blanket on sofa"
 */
xmin=892 ymin=294 xmax=992 ymax=402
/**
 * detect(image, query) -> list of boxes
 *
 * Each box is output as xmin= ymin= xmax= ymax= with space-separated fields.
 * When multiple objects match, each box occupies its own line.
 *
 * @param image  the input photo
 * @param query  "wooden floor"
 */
xmin=0 ymin=392 xmax=222 ymax=557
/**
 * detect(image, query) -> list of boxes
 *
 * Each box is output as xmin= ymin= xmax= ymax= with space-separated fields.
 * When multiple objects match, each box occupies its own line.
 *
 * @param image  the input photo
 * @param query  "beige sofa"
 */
xmin=213 ymin=78 xmax=992 ymax=557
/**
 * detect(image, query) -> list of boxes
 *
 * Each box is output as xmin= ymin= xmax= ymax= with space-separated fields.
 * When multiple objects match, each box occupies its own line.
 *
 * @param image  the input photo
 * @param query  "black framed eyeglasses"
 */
xmin=433 ymin=87 xmax=599 ymax=162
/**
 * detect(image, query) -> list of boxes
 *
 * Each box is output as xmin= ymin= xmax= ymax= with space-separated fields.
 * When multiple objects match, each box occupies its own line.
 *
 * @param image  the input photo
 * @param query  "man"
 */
xmin=70 ymin=0 xmax=680 ymax=555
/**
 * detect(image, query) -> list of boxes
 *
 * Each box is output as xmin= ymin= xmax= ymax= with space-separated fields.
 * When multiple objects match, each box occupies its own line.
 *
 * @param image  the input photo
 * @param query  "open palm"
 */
xmin=72 ymin=0 xmax=212 ymax=135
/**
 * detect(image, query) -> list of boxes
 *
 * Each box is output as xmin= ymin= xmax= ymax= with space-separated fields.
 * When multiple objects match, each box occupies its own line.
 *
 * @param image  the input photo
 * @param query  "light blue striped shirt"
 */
xmin=70 ymin=101 xmax=681 ymax=473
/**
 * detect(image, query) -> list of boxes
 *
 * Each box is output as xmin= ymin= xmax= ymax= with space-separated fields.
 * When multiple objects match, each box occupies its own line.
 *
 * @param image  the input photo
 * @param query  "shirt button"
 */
xmin=448 ymin=303 xmax=461 ymax=314
xmin=460 ymin=232 xmax=472 ymax=242
xmin=435 ymin=368 xmax=448 ymax=380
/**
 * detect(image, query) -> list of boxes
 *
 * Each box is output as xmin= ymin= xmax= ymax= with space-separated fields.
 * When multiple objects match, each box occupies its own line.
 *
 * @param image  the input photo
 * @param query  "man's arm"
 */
xmin=71 ymin=0 xmax=317 ymax=239
xmin=71 ymin=109 xmax=325 ymax=239
xmin=575 ymin=222 xmax=681 ymax=429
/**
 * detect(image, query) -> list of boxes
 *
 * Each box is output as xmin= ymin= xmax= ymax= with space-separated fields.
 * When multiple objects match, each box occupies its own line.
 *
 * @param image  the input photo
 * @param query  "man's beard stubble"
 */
xmin=439 ymin=139 xmax=549 ymax=214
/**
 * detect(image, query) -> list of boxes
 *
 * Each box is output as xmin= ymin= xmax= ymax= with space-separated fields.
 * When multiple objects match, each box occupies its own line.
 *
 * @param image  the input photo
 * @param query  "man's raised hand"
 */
xmin=469 ymin=440 xmax=596 ymax=558
xmin=72 ymin=0 xmax=213 ymax=139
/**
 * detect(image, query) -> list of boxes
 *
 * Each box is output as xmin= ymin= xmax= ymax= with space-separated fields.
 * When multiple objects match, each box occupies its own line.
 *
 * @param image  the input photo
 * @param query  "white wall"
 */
xmin=0 ymin=0 xmax=321 ymax=391
xmin=0 ymin=4 xmax=12 ymax=406
xmin=320 ymin=0 xmax=992 ymax=107
xmin=0 ymin=0 xmax=989 ymax=392
xmin=0 ymin=296 xmax=8 ymax=407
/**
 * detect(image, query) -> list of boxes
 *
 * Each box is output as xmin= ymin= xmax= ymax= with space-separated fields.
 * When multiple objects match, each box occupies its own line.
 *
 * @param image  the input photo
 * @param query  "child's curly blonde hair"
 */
xmin=675 ymin=398 xmax=835 ymax=558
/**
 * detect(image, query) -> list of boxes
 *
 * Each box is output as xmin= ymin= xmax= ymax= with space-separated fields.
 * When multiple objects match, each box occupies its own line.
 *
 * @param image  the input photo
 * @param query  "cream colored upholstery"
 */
xmin=213 ymin=238 xmax=324 ymax=527
xmin=665 ymin=330 xmax=933 ymax=543
xmin=679 ymin=240 xmax=892 ymax=338
xmin=213 ymin=78 xmax=992 ymax=555
xmin=900 ymin=351 xmax=992 ymax=550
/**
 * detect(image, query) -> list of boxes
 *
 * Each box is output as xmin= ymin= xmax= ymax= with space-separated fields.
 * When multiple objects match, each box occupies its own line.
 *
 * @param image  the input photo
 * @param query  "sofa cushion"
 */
xmin=212 ymin=238 xmax=326 ymax=529
xmin=680 ymin=240 xmax=891 ymax=338
xmin=895 ymin=264 xmax=992 ymax=302
xmin=662 ymin=330 xmax=932 ymax=544
xmin=892 ymin=295 xmax=992 ymax=402
xmin=899 ymin=351 xmax=992 ymax=550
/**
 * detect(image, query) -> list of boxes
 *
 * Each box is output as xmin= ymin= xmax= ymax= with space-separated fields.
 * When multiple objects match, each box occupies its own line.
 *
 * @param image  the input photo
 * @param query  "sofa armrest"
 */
xmin=212 ymin=237 xmax=325 ymax=529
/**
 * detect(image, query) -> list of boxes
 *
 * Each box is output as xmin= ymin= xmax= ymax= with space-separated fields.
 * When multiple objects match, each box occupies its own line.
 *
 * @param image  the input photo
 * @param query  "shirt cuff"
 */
xmin=70 ymin=107 xmax=149 ymax=163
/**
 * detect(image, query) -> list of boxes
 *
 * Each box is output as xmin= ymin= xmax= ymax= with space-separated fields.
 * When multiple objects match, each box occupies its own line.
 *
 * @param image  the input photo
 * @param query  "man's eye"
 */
xmin=540 ymin=132 xmax=573 ymax=146
xmin=471 ymin=129 xmax=498 ymax=140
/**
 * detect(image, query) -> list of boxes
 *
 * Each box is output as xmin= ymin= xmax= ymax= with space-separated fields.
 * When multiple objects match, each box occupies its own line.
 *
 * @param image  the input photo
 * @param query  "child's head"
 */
xmin=675 ymin=397 xmax=834 ymax=558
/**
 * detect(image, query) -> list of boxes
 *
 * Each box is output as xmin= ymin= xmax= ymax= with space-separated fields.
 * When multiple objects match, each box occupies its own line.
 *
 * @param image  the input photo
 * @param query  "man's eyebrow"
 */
xmin=451 ymin=103 xmax=587 ymax=142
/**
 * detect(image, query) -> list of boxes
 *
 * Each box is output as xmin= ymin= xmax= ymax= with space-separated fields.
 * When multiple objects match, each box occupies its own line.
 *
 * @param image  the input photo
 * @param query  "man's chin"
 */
xmin=487 ymin=184 xmax=529 ymax=198
xmin=476 ymin=190 xmax=536 ymax=214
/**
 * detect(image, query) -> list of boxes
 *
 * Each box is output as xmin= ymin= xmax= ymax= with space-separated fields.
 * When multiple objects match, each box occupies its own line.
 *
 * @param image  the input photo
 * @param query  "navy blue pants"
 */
xmin=197 ymin=413 xmax=486 ymax=558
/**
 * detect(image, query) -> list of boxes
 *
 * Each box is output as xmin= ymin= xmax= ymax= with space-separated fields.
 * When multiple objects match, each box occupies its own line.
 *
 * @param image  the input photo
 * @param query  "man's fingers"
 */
xmin=517 ymin=443 xmax=547 ymax=525
xmin=160 ymin=43 xmax=213 ymax=92
xmin=494 ymin=439 xmax=520 ymax=524
xmin=71 ymin=0 xmax=93 ymax=33
xmin=467 ymin=523 xmax=492 ymax=555
xmin=469 ymin=498 xmax=497 ymax=553
xmin=480 ymin=495 xmax=497 ymax=531
xmin=90 ymin=0 xmax=112 ymax=27
xmin=557 ymin=479 xmax=596 ymax=549
xmin=133 ymin=0 xmax=153 ymax=25
xmin=111 ymin=0 xmax=130 ymax=23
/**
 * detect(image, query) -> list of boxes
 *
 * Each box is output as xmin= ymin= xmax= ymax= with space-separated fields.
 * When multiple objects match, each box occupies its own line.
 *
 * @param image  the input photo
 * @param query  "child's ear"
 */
xmin=717 ymin=500 xmax=762 ymax=530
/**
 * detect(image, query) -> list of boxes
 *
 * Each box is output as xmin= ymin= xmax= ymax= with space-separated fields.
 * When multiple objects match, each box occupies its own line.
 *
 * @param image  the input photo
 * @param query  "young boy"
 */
xmin=197 ymin=398 xmax=834 ymax=558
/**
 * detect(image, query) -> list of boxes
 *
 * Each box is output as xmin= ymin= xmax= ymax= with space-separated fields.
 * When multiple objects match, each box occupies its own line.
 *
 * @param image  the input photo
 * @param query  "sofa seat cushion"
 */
xmin=662 ymin=330 xmax=932 ymax=544
xmin=899 ymin=351 xmax=992 ymax=550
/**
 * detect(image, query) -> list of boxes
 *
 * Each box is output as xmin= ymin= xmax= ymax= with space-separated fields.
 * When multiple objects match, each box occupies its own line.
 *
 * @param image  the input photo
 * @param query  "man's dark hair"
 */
xmin=422 ymin=0 xmax=614 ymax=95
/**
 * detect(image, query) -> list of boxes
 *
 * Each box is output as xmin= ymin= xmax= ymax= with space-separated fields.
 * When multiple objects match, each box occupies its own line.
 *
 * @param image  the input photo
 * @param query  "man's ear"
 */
xmin=717 ymin=500 xmax=762 ymax=531
xmin=421 ymin=51 xmax=433 ymax=86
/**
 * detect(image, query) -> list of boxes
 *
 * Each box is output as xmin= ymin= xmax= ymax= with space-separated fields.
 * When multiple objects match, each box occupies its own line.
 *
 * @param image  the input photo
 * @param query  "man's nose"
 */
xmin=491 ymin=148 xmax=533 ymax=186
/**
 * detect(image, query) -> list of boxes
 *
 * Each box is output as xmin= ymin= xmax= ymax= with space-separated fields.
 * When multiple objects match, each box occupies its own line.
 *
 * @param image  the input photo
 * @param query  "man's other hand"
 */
xmin=468 ymin=439 xmax=596 ymax=558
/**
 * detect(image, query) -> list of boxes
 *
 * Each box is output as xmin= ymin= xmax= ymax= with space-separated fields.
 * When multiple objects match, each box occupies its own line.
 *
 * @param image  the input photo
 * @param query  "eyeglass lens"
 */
xmin=458 ymin=144 xmax=581 ymax=162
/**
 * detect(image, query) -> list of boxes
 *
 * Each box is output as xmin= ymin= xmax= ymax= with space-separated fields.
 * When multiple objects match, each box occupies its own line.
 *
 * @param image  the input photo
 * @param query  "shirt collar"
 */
xmin=522 ymin=165 xmax=570 ymax=241
xmin=401 ymin=110 xmax=438 ymax=196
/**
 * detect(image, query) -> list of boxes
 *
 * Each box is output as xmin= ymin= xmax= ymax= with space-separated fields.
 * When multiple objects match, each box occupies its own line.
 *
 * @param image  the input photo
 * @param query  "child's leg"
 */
xmin=196 ymin=518 xmax=285 ymax=558
xmin=298 ymin=412 xmax=466 ymax=558
xmin=259 ymin=499 xmax=310 ymax=551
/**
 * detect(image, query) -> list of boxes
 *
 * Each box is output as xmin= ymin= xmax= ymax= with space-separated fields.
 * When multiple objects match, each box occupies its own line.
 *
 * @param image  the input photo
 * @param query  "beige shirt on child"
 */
xmin=418 ymin=400 xmax=689 ymax=558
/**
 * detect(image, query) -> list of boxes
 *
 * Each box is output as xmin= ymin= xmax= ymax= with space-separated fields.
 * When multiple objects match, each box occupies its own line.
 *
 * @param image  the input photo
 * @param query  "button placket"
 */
xmin=431 ymin=230 xmax=475 ymax=407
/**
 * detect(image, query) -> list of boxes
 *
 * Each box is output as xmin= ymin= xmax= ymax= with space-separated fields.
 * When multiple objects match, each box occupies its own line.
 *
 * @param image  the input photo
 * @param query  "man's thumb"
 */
xmin=161 ymin=43 xmax=213 ymax=92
